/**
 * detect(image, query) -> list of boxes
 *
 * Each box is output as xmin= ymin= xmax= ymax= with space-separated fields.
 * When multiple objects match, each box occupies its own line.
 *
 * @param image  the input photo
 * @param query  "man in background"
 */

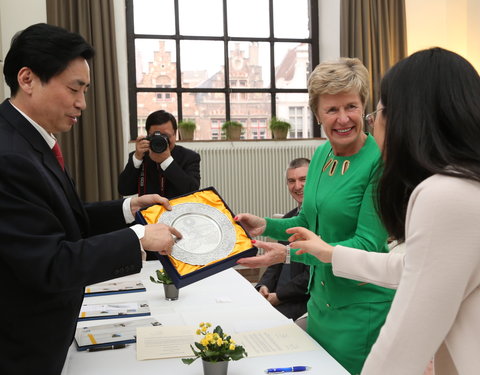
xmin=255 ymin=158 xmax=310 ymax=320
xmin=0 ymin=23 xmax=180 ymax=374
xmin=118 ymin=109 xmax=200 ymax=199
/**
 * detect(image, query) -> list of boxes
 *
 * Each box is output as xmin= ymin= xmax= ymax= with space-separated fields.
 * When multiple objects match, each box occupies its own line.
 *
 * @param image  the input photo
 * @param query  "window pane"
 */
xmin=275 ymin=43 xmax=311 ymax=89
xmin=231 ymin=93 xmax=271 ymax=140
xmin=181 ymin=92 xmax=226 ymax=141
xmin=180 ymin=40 xmax=225 ymax=88
xmin=273 ymin=0 xmax=310 ymax=38
xmin=227 ymin=0 xmax=269 ymax=37
xmin=276 ymin=93 xmax=311 ymax=138
xmin=228 ymin=42 xmax=270 ymax=88
xmin=127 ymin=0 xmax=317 ymax=140
xmin=136 ymin=39 xmax=177 ymax=88
xmin=179 ymin=0 xmax=223 ymax=36
xmin=137 ymin=92 xmax=178 ymax=136
xmin=133 ymin=0 xmax=175 ymax=35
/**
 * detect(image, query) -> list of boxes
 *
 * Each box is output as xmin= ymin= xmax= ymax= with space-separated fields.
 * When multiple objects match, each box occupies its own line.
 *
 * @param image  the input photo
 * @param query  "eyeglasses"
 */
xmin=365 ymin=108 xmax=385 ymax=127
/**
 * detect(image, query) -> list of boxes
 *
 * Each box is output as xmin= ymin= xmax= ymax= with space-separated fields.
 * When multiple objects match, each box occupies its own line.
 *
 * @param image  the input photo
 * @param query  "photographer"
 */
xmin=118 ymin=110 xmax=200 ymax=199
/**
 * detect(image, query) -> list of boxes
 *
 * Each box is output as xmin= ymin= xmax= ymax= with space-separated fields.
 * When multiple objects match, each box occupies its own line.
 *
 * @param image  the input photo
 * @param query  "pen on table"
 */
xmin=264 ymin=366 xmax=311 ymax=374
xmin=88 ymin=344 xmax=126 ymax=352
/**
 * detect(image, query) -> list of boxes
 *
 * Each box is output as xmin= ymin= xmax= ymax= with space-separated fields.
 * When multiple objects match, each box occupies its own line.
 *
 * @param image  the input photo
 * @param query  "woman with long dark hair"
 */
xmin=287 ymin=48 xmax=480 ymax=374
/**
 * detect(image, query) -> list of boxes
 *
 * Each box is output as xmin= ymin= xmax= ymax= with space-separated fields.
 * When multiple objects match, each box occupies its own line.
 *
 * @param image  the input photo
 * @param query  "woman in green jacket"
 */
xmin=236 ymin=58 xmax=395 ymax=375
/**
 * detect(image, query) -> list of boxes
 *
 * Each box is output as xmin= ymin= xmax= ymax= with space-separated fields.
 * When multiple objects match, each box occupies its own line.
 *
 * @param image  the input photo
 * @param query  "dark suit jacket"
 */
xmin=118 ymin=146 xmax=200 ymax=199
xmin=256 ymin=207 xmax=310 ymax=320
xmin=0 ymin=100 xmax=143 ymax=375
xmin=118 ymin=147 xmax=200 ymax=260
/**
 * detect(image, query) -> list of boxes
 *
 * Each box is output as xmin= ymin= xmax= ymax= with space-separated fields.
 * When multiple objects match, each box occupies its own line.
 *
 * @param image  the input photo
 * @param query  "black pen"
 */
xmin=88 ymin=344 xmax=126 ymax=352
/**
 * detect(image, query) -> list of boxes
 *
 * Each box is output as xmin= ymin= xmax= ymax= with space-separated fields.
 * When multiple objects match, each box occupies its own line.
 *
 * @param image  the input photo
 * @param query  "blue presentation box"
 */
xmin=135 ymin=187 xmax=258 ymax=288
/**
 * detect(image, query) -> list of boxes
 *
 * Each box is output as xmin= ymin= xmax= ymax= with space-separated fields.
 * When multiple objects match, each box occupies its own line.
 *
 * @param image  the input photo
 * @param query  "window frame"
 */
xmin=126 ymin=0 xmax=320 ymax=140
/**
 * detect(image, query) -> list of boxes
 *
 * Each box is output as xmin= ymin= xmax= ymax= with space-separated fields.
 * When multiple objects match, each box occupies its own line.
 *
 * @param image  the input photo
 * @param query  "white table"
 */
xmin=61 ymin=261 xmax=348 ymax=375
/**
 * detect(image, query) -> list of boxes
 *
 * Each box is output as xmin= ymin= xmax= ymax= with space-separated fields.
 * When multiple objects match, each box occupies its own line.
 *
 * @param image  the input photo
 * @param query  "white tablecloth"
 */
xmin=61 ymin=261 xmax=348 ymax=375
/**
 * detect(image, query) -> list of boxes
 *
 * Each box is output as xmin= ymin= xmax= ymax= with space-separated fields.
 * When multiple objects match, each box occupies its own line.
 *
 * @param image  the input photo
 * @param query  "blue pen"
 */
xmin=264 ymin=366 xmax=311 ymax=373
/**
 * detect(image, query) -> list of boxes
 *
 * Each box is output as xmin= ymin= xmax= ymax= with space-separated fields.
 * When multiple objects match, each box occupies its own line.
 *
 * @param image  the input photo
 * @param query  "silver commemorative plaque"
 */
xmin=157 ymin=202 xmax=236 ymax=265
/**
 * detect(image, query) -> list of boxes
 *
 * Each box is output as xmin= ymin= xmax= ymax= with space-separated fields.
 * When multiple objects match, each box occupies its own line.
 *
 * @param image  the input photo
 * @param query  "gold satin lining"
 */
xmin=140 ymin=190 xmax=253 ymax=276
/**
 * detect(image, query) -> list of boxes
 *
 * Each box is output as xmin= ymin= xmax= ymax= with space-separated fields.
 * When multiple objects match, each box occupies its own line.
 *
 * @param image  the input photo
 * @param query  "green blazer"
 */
xmin=264 ymin=134 xmax=395 ymax=308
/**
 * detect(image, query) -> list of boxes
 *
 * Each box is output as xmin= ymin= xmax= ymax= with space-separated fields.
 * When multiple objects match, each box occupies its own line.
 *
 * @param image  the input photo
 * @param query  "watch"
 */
xmin=284 ymin=245 xmax=291 ymax=264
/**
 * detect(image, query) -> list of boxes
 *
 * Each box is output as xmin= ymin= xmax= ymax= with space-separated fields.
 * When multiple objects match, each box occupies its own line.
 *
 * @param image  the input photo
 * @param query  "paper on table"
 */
xmin=80 ymin=303 xmax=138 ymax=313
xmin=136 ymin=326 xmax=197 ymax=361
xmin=235 ymin=323 xmax=319 ymax=358
xmin=85 ymin=280 xmax=145 ymax=296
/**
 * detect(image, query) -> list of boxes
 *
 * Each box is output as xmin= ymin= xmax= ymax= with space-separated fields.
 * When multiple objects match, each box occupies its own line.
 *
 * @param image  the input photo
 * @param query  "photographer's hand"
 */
xmin=134 ymin=135 xmax=150 ymax=160
xmin=149 ymin=147 xmax=171 ymax=164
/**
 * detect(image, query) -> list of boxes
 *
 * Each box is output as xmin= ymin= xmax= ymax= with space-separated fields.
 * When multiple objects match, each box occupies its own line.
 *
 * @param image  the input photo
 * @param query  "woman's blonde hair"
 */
xmin=308 ymin=57 xmax=370 ymax=116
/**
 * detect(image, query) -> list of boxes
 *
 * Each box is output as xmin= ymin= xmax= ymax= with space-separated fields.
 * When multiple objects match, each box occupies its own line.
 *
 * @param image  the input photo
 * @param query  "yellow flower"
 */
xmin=213 ymin=333 xmax=219 ymax=340
xmin=200 ymin=338 xmax=209 ymax=347
xmin=229 ymin=343 xmax=236 ymax=351
xmin=199 ymin=322 xmax=205 ymax=327
xmin=206 ymin=323 xmax=212 ymax=328
xmin=205 ymin=333 xmax=213 ymax=342
xmin=196 ymin=329 xmax=201 ymax=335
xmin=216 ymin=338 xmax=223 ymax=346
xmin=230 ymin=339 xmax=235 ymax=344
xmin=201 ymin=326 xmax=208 ymax=333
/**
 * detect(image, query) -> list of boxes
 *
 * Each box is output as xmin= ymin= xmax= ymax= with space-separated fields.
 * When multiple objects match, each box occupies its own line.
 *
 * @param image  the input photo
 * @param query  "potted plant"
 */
xmin=221 ymin=121 xmax=243 ymax=141
xmin=269 ymin=117 xmax=291 ymax=140
xmin=182 ymin=322 xmax=247 ymax=375
xmin=150 ymin=269 xmax=179 ymax=300
xmin=178 ymin=120 xmax=196 ymax=141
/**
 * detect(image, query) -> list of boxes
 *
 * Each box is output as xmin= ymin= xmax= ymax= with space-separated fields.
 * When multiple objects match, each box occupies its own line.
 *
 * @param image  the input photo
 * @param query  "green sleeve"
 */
xmin=263 ymin=209 xmax=309 ymax=241
xmin=291 ymin=175 xmax=388 ymax=266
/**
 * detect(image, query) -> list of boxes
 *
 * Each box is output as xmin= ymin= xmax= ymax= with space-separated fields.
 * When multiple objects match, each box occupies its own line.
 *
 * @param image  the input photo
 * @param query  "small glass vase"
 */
xmin=202 ymin=359 xmax=229 ymax=375
xmin=163 ymin=283 xmax=179 ymax=300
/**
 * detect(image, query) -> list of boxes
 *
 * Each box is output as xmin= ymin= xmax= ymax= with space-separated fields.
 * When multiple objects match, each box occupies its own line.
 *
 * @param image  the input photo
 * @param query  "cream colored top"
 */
xmin=333 ymin=174 xmax=480 ymax=375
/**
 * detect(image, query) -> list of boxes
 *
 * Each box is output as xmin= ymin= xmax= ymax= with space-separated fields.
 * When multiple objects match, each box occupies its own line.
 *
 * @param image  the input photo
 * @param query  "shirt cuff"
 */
xmin=133 ymin=154 xmax=143 ymax=168
xmin=160 ymin=156 xmax=173 ymax=170
xmin=122 ymin=197 xmax=136 ymax=224
xmin=129 ymin=224 xmax=146 ymax=261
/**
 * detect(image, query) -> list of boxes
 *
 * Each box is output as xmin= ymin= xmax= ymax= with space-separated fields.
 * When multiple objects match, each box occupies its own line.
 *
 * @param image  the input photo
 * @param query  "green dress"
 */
xmin=264 ymin=134 xmax=395 ymax=375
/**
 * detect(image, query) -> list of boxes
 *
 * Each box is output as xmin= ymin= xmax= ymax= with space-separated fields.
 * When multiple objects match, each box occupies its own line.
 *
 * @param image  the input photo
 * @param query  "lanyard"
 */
xmin=138 ymin=162 xmax=165 ymax=196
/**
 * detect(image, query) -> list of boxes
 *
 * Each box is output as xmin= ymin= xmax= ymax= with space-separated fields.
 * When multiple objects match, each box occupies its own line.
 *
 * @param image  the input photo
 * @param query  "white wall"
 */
xmin=0 ymin=0 xmax=46 ymax=100
xmin=406 ymin=0 xmax=480 ymax=72
xmin=318 ymin=0 xmax=341 ymax=61
xmin=112 ymin=0 xmax=131 ymax=165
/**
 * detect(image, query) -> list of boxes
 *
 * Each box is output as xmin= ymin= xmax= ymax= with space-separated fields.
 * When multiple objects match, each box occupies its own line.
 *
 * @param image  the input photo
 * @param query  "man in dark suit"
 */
xmin=0 ymin=23 xmax=181 ymax=375
xmin=118 ymin=110 xmax=200 ymax=199
xmin=256 ymin=158 xmax=310 ymax=320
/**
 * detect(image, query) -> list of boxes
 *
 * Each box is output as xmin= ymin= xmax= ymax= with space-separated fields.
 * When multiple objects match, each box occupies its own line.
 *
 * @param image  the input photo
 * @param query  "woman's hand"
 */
xmin=237 ymin=240 xmax=287 ymax=268
xmin=234 ymin=213 xmax=266 ymax=237
xmin=287 ymin=227 xmax=334 ymax=263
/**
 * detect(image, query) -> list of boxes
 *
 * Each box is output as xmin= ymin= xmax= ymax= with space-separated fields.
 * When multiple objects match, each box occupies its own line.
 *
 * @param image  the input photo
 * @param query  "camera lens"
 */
xmin=149 ymin=132 xmax=169 ymax=153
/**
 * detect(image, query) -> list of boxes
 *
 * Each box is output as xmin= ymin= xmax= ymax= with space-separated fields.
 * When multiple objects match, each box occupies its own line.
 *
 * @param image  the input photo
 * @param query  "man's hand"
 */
xmin=149 ymin=147 xmax=171 ymax=164
xmin=234 ymin=213 xmax=266 ymax=237
xmin=258 ymin=285 xmax=269 ymax=298
xmin=266 ymin=292 xmax=281 ymax=306
xmin=134 ymin=135 xmax=149 ymax=160
xmin=237 ymin=240 xmax=286 ymax=268
xmin=130 ymin=194 xmax=171 ymax=216
xmin=141 ymin=223 xmax=182 ymax=255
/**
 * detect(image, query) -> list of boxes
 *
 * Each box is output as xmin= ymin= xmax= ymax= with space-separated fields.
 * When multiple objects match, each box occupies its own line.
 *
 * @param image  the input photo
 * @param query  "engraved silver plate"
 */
xmin=157 ymin=202 xmax=236 ymax=265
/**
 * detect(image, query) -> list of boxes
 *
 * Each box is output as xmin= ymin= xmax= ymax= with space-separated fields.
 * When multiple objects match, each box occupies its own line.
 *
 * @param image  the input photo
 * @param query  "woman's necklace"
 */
xmin=322 ymin=150 xmax=351 ymax=176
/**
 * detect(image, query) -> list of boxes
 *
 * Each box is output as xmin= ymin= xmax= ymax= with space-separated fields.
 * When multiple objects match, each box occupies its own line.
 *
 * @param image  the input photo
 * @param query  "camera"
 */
xmin=145 ymin=132 xmax=169 ymax=153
